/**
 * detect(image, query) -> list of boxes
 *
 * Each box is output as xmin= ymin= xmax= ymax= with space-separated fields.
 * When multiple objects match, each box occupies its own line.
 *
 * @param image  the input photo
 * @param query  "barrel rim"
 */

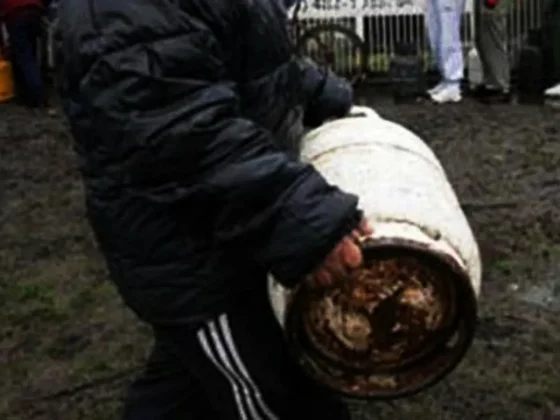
xmin=284 ymin=238 xmax=479 ymax=400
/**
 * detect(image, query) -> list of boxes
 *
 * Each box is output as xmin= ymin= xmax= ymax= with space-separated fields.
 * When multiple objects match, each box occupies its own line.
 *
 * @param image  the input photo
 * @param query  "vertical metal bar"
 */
xmin=366 ymin=2 xmax=374 ymax=73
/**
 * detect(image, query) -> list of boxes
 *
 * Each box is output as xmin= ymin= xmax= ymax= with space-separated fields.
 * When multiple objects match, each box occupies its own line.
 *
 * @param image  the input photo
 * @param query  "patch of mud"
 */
xmin=1 ymin=94 xmax=560 ymax=419
xmin=348 ymin=93 xmax=560 ymax=420
xmin=519 ymin=283 xmax=560 ymax=312
xmin=516 ymin=260 xmax=560 ymax=312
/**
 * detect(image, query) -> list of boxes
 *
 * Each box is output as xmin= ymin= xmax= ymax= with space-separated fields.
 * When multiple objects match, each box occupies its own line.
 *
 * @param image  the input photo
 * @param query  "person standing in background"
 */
xmin=542 ymin=0 xmax=560 ymax=98
xmin=426 ymin=0 xmax=467 ymax=103
xmin=472 ymin=0 xmax=512 ymax=103
xmin=0 ymin=0 xmax=46 ymax=108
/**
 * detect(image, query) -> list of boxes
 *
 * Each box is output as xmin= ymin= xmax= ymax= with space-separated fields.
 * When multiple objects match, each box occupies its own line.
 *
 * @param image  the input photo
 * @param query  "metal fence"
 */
xmin=291 ymin=0 xmax=545 ymax=78
xmin=39 ymin=0 xmax=545 ymax=81
xmin=505 ymin=0 xmax=545 ymax=61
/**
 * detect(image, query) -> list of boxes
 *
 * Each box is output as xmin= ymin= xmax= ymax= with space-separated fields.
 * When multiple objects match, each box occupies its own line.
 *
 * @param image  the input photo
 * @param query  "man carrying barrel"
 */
xmin=56 ymin=0 xmax=372 ymax=419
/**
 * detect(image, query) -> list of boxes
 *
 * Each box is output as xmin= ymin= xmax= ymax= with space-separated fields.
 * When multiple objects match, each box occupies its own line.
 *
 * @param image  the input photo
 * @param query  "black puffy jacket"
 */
xmin=57 ymin=0 xmax=361 ymax=327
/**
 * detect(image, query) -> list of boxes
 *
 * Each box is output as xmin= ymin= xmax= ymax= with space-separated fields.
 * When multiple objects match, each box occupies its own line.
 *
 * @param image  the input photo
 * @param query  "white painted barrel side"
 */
xmin=269 ymin=107 xmax=482 ymax=328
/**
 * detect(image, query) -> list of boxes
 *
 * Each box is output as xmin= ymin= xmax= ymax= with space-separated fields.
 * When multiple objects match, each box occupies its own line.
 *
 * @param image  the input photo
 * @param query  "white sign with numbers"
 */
xmin=292 ymin=0 xmax=473 ymax=18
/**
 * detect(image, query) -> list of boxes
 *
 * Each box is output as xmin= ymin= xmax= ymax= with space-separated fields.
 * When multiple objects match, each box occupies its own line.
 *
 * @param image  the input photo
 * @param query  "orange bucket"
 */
xmin=0 ymin=58 xmax=15 ymax=103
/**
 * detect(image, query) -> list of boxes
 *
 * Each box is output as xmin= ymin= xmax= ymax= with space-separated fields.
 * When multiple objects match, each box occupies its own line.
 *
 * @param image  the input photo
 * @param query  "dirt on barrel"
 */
xmin=0 ymin=93 xmax=559 ymax=420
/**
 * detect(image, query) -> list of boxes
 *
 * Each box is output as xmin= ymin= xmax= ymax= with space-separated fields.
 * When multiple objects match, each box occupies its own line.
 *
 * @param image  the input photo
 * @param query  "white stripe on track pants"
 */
xmin=122 ymin=293 xmax=351 ymax=420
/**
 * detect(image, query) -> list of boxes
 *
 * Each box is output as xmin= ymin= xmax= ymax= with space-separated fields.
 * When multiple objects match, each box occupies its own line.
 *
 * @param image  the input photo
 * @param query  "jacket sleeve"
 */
xmin=77 ymin=32 xmax=361 ymax=288
xmin=298 ymin=57 xmax=354 ymax=127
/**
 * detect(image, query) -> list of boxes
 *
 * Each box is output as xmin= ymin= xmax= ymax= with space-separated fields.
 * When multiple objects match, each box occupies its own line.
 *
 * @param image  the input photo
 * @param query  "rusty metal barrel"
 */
xmin=268 ymin=106 xmax=482 ymax=400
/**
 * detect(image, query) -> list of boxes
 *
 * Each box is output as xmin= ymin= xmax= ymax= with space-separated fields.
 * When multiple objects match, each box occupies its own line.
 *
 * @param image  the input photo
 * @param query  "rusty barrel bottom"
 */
xmin=284 ymin=242 xmax=477 ymax=400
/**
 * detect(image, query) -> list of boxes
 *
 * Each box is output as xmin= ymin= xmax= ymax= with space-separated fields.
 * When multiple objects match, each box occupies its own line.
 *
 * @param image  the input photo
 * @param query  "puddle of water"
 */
xmin=515 ymin=258 xmax=560 ymax=312
xmin=516 ymin=259 xmax=560 ymax=312
xmin=518 ymin=283 xmax=560 ymax=312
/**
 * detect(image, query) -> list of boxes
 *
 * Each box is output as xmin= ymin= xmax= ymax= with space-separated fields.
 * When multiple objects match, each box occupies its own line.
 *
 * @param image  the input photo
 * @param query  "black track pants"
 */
xmin=123 ymin=292 xmax=351 ymax=420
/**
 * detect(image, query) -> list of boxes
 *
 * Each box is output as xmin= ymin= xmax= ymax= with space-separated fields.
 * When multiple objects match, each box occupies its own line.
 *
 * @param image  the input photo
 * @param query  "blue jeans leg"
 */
xmin=7 ymin=17 xmax=43 ymax=105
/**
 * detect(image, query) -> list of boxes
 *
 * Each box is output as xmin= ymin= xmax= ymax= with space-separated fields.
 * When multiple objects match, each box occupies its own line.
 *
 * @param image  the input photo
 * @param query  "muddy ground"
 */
xmin=1 ymin=94 xmax=559 ymax=420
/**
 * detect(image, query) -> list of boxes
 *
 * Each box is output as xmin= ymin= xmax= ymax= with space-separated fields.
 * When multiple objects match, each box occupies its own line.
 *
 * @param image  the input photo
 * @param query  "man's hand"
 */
xmin=308 ymin=219 xmax=373 ymax=287
xmin=300 ymin=60 xmax=353 ymax=128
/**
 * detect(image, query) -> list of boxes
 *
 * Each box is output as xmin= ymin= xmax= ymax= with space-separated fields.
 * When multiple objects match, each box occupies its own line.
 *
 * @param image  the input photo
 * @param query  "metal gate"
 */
xmin=506 ymin=0 xmax=544 ymax=62
xmin=291 ymin=0 xmax=545 ymax=78
xmin=39 ymin=0 xmax=546 ymax=81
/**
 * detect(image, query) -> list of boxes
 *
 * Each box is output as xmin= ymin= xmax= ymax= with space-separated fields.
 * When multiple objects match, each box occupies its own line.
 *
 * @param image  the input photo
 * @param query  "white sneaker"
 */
xmin=427 ymin=82 xmax=445 ymax=96
xmin=430 ymin=84 xmax=462 ymax=103
xmin=544 ymin=83 xmax=560 ymax=97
